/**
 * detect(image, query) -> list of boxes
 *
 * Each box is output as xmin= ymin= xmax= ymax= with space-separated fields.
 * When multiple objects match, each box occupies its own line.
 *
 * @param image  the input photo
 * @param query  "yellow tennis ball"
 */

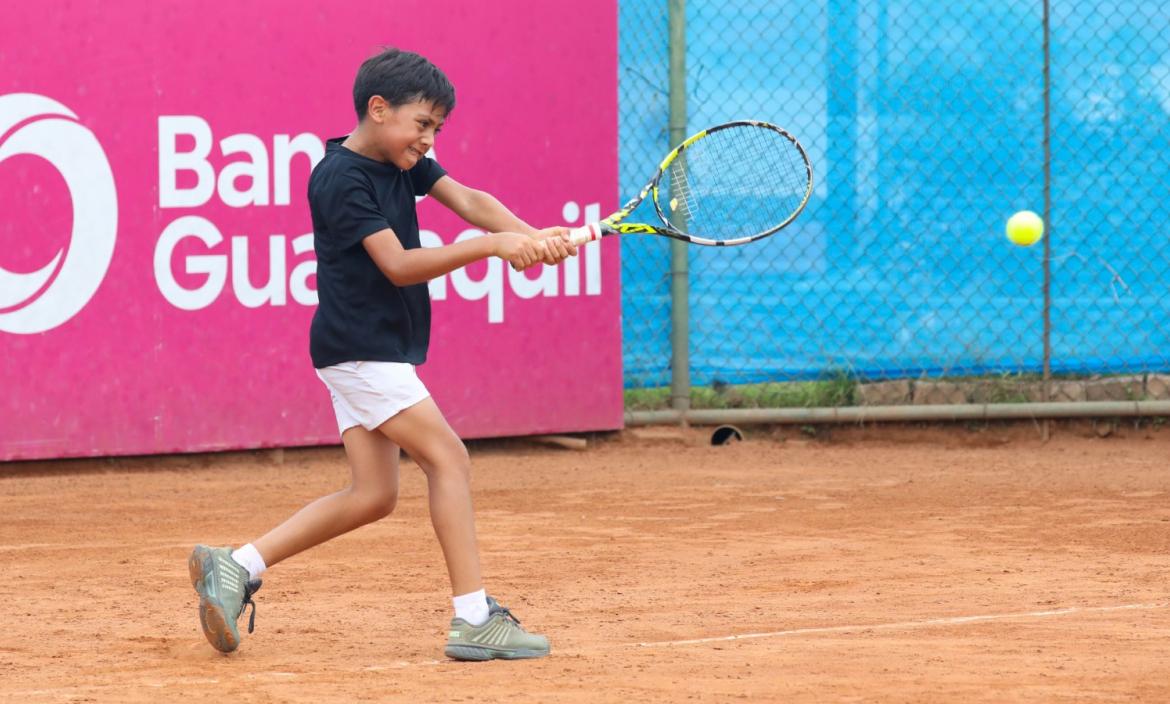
xmin=1006 ymin=210 xmax=1044 ymax=247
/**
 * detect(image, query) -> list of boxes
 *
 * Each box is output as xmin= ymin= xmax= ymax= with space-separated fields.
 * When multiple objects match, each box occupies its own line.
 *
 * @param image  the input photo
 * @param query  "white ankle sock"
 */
xmin=230 ymin=543 xmax=267 ymax=581
xmin=452 ymin=588 xmax=489 ymax=626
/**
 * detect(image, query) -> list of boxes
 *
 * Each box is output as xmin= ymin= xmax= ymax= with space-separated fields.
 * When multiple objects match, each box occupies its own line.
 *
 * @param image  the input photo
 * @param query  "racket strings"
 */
xmin=662 ymin=125 xmax=809 ymax=241
xmin=667 ymin=154 xmax=698 ymax=224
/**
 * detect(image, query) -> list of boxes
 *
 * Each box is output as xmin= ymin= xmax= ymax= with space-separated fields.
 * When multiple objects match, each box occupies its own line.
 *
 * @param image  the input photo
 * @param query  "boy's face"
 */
xmin=367 ymin=96 xmax=445 ymax=170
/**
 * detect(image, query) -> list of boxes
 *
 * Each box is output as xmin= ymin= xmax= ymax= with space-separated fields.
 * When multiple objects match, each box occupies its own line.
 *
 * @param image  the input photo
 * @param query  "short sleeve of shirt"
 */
xmin=408 ymin=157 xmax=447 ymax=196
xmin=320 ymin=172 xmax=392 ymax=250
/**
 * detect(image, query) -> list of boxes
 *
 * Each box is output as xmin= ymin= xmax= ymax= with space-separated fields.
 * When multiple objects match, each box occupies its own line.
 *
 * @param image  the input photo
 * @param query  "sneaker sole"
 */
xmin=188 ymin=546 xmax=240 ymax=653
xmin=444 ymin=644 xmax=550 ymax=661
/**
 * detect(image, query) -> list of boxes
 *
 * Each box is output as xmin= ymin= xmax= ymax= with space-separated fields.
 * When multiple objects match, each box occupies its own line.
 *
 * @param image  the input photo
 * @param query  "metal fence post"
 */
xmin=668 ymin=0 xmax=690 ymax=417
xmin=1042 ymin=0 xmax=1053 ymax=440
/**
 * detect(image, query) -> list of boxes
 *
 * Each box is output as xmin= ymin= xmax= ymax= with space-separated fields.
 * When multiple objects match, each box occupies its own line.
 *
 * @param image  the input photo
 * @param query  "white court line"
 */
xmin=629 ymin=602 xmax=1169 ymax=648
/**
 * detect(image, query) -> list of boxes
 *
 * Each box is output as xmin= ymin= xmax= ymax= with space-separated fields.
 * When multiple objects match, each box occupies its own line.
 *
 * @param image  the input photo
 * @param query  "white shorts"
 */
xmin=315 ymin=361 xmax=431 ymax=435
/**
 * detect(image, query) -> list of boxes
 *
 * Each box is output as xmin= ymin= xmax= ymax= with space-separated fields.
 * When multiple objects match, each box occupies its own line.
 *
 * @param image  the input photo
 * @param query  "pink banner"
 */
xmin=0 ymin=1 xmax=622 ymax=461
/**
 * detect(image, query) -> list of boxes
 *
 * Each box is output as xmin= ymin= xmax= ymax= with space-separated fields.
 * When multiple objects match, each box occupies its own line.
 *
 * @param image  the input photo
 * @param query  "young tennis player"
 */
xmin=188 ymin=47 xmax=575 ymax=661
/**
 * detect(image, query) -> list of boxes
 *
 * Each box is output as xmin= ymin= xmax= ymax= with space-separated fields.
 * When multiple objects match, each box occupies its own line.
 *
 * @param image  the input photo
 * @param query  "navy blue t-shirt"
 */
xmin=308 ymin=138 xmax=447 ymax=368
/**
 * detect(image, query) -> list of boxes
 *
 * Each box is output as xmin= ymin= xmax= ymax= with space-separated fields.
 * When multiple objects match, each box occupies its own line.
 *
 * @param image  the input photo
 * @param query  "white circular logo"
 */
xmin=0 ymin=93 xmax=117 ymax=334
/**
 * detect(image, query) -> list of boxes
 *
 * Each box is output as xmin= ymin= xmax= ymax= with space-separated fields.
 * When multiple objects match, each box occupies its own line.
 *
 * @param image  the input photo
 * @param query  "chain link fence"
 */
xmin=619 ymin=0 xmax=1170 ymax=414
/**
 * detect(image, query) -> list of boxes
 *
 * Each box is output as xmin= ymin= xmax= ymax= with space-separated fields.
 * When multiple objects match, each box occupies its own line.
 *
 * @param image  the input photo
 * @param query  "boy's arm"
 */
xmin=363 ymin=228 xmax=542 ymax=287
xmin=429 ymin=176 xmax=576 ymax=262
xmin=430 ymin=175 xmax=538 ymax=235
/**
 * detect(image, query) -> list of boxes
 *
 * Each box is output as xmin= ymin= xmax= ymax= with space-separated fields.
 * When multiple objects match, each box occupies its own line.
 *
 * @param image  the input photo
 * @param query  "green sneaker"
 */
xmin=444 ymin=596 xmax=550 ymax=661
xmin=187 ymin=545 xmax=261 ymax=653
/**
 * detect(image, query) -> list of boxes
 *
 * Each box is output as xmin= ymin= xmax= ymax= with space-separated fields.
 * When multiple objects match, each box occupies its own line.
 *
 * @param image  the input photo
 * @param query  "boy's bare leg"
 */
xmin=190 ymin=427 xmax=398 ymax=652
xmin=252 ymin=427 xmax=401 ymax=567
xmin=375 ymin=397 xmax=482 ymax=596
xmin=373 ymin=398 xmax=550 ymax=661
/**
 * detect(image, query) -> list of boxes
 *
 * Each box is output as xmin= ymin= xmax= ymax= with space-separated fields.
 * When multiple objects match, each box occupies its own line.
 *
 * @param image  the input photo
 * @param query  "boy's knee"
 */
xmin=376 ymin=488 xmax=399 ymax=517
xmin=420 ymin=443 xmax=471 ymax=480
xmin=352 ymin=486 xmax=398 ymax=522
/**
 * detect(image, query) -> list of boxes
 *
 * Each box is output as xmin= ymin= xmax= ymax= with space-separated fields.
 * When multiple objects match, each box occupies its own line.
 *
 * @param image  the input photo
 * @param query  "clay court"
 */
xmin=3 ymin=423 xmax=1169 ymax=702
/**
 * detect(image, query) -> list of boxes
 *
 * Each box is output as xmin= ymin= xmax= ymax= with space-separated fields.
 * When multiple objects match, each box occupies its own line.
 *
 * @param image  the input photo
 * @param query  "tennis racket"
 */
xmin=567 ymin=120 xmax=812 ymax=247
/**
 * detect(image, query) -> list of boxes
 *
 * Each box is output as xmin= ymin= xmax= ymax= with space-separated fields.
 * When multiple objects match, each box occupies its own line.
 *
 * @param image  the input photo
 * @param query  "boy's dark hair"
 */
xmin=353 ymin=47 xmax=456 ymax=121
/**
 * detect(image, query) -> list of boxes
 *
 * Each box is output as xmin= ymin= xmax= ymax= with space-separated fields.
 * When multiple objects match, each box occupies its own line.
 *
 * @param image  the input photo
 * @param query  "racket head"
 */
xmin=648 ymin=120 xmax=813 ymax=246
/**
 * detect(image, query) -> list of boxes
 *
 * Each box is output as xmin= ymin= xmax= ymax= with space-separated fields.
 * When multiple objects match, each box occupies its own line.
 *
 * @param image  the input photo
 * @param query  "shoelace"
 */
xmin=488 ymin=598 xmax=522 ymax=626
xmin=240 ymin=579 xmax=261 ymax=634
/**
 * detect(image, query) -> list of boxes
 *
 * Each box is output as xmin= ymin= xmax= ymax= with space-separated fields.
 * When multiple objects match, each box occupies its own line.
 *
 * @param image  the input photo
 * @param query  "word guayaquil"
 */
xmin=154 ymin=117 xmax=602 ymax=323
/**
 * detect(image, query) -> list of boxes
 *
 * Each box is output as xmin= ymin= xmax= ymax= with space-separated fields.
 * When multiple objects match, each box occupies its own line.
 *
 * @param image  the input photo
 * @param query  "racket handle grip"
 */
xmin=509 ymin=226 xmax=600 ymax=271
xmin=567 ymin=222 xmax=604 ymax=246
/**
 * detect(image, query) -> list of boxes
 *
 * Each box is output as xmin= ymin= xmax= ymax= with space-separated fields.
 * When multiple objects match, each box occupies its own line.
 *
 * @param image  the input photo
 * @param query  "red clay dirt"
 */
xmin=2 ymin=422 xmax=1169 ymax=702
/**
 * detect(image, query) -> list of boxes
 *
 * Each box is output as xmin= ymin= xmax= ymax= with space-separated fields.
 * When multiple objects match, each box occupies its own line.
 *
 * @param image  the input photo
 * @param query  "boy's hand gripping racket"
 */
xmin=568 ymin=120 xmax=812 ymax=247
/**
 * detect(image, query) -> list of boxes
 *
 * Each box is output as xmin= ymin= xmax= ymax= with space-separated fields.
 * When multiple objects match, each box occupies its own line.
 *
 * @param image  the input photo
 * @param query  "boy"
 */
xmin=188 ymin=47 xmax=576 ymax=661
